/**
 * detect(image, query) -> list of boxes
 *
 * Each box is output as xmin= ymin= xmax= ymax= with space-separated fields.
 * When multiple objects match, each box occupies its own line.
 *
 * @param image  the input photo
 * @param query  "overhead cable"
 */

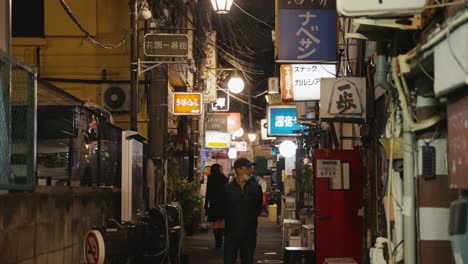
xmin=232 ymin=2 xmax=274 ymax=30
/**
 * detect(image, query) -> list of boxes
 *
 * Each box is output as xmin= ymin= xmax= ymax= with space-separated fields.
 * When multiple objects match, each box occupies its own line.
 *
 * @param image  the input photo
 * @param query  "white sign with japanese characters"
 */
xmin=280 ymin=64 xmax=336 ymax=101
xmin=320 ymin=77 xmax=366 ymax=120
xmin=316 ymin=159 xmax=341 ymax=178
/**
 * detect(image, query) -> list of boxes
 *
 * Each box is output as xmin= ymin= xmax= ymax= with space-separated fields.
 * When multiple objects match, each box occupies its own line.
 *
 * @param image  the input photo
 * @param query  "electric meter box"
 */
xmin=337 ymin=0 xmax=428 ymax=17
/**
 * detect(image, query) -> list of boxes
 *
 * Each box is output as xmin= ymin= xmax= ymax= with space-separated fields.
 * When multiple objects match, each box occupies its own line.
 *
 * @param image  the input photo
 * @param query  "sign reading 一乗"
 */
xmin=267 ymin=105 xmax=307 ymax=136
xmin=316 ymin=159 xmax=341 ymax=178
xmin=144 ymin=33 xmax=189 ymax=57
xmin=276 ymin=0 xmax=337 ymax=62
xmin=320 ymin=77 xmax=367 ymax=121
xmin=172 ymin=92 xmax=202 ymax=115
xmin=280 ymin=64 xmax=336 ymax=101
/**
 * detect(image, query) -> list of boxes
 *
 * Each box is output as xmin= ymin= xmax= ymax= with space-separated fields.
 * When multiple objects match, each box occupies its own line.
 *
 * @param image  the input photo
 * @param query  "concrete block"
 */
xmin=36 ymin=254 xmax=48 ymax=264
xmin=35 ymin=223 xmax=52 ymax=255
xmin=1 ymin=230 xmax=18 ymax=262
xmin=17 ymin=258 xmax=34 ymax=264
xmin=16 ymin=224 xmax=35 ymax=261
xmin=48 ymin=251 xmax=64 ymax=263
xmin=63 ymin=246 xmax=74 ymax=263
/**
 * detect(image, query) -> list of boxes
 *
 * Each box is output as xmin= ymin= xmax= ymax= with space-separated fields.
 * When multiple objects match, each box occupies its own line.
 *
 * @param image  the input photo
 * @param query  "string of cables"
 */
xmin=58 ymin=0 xmax=131 ymax=49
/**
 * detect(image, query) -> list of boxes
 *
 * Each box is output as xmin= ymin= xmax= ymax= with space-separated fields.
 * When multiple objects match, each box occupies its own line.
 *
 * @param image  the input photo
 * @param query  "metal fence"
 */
xmin=0 ymin=51 xmax=36 ymax=190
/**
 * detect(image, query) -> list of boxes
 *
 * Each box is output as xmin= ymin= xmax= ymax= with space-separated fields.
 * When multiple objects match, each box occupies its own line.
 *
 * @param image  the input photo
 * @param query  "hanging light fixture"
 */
xmin=210 ymin=0 xmax=234 ymax=14
xmin=247 ymin=132 xmax=257 ymax=142
xmin=228 ymin=72 xmax=244 ymax=94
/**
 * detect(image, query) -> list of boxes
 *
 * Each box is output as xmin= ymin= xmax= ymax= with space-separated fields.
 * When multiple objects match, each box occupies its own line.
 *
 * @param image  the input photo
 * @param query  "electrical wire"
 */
xmin=417 ymin=63 xmax=434 ymax=81
xmin=425 ymin=0 xmax=467 ymax=9
xmin=58 ymin=0 xmax=131 ymax=49
xmin=232 ymin=2 xmax=274 ymax=30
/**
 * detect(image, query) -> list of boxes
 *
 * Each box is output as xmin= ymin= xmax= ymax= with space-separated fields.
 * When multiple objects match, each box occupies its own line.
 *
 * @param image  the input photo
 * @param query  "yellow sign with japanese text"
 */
xmin=172 ymin=92 xmax=202 ymax=115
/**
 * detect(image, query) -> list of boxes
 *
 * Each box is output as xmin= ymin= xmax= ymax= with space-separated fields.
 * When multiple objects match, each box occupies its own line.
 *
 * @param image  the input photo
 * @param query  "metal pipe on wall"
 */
xmin=403 ymin=107 xmax=416 ymax=264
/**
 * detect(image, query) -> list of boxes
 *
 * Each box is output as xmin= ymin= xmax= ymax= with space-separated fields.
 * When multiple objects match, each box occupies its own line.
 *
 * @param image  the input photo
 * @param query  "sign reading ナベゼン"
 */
xmin=276 ymin=0 xmax=337 ymax=62
xmin=144 ymin=33 xmax=189 ymax=57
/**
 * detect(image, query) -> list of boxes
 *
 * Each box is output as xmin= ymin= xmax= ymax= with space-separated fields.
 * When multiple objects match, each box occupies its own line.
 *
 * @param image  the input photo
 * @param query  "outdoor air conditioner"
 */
xmin=101 ymin=84 xmax=131 ymax=112
xmin=337 ymin=0 xmax=428 ymax=17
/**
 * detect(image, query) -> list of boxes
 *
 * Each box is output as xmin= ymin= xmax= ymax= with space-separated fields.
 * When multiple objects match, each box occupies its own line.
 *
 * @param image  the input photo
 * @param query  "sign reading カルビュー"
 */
xmin=144 ymin=33 xmax=189 ymax=57
xmin=276 ymin=0 xmax=337 ymax=62
xmin=267 ymin=105 xmax=307 ymax=136
xmin=172 ymin=92 xmax=202 ymax=115
xmin=280 ymin=64 xmax=336 ymax=101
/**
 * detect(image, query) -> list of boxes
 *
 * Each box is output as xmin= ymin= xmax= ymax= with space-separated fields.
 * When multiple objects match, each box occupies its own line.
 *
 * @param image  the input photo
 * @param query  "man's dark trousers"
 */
xmin=224 ymin=232 xmax=256 ymax=264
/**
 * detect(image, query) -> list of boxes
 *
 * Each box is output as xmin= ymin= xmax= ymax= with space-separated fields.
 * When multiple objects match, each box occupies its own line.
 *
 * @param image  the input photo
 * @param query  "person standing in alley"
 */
xmin=205 ymin=163 xmax=228 ymax=248
xmin=223 ymin=158 xmax=263 ymax=264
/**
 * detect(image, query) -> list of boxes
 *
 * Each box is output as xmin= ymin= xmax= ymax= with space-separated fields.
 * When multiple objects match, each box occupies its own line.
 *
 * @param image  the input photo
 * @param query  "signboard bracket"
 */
xmin=138 ymin=59 xmax=191 ymax=75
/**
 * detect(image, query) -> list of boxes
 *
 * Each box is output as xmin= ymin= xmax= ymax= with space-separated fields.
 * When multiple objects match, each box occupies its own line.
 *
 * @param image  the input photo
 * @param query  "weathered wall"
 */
xmin=0 ymin=188 xmax=120 ymax=264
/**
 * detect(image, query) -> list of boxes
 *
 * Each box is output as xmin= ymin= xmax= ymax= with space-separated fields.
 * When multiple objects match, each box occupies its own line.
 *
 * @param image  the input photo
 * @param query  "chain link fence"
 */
xmin=0 ymin=51 xmax=36 ymax=190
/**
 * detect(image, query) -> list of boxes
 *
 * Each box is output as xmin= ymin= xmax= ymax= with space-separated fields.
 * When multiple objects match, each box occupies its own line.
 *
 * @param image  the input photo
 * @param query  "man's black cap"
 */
xmin=233 ymin=158 xmax=255 ymax=169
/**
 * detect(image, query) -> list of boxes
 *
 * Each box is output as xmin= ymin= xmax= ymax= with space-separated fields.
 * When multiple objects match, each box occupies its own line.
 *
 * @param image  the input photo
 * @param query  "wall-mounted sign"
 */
xmin=280 ymin=64 xmax=336 ymax=101
xmin=320 ymin=77 xmax=367 ymax=121
xmin=211 ymin=89 xmax=230 ymax=112
xmin=276 ymin=1 xmax=337 ymax=62
xmin=205 ymin=131 xmax=231 ymax=149
xmin=268 ymin=77 xmax=279 ymax=94
xmin=232 ymin=141 xmax=247 ymax=152
xmin=206 ymin=113 xmax=228 ymax=131
xmin=227 ymin=112 xmax=241 ymax=133
xmin=267 ymin=105 xmax=307 ymax=136
xmin=261 ymin=119 xmax=276 ymax=140
xmin=203 ymin=32 xmax=217 ymax=103
xmin=172 ymin=92 xmax=202 ymax=115
xmin=144 ymin=33 xmax=189 ymax=57
xmin=316 ymin=159 xmax=341 ymax=178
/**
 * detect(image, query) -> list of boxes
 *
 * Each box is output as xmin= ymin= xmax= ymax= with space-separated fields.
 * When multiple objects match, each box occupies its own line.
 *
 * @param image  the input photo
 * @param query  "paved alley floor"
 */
xmin=183 ymin=216 xmax=283 ymax=264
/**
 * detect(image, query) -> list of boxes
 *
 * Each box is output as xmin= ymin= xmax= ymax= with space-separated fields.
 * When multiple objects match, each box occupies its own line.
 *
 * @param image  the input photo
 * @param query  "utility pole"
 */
xmin=130 ymin=0 xmax=139 ymax=131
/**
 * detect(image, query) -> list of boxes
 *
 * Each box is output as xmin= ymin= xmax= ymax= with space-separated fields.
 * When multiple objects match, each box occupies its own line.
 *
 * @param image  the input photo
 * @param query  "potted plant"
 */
xmin=167 ymin=159 xmax=203 ymax=235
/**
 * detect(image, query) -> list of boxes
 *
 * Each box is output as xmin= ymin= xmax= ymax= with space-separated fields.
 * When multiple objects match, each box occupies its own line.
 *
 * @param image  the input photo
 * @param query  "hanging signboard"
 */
xmin=261 ymin=119 xmax=276 ymax=140
xmin=206 ymin=113 xmax=228 ymax=131
xmin=232 ymin=141 xmax=247 ymax=152
xmin=211 ymin=88 xmax=230 ymax=112
xmin=320 ymin=77 xmax=367 ymax=121
xmin=144 ymin=33 xmax=189 ymax=57
xmin=267 ymin=105 xmax=307 ymax=136
xmin=203 ymin=32 xmax=217 ymax=103
xmin=280 ymin=64 xmax=336 ymax=101
xmin=268 ymin=77 xmax=280 ymax=94
xmin=316 ymin=159 xmax=341 ymax=178
xmin=172 ymin=92 xmax=202 ymax=115
xmin=276 ymin=0 xmax=337 ymax=62
xmin=205 ymin=131 xmax=231 ymax=149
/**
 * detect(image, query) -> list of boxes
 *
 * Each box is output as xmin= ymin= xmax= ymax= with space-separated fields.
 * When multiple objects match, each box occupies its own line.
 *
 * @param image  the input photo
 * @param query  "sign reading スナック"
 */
xmin=280 ymin=64 xmax=336 ymax=101
xmin=144 ymin=33 xmax=189 ymax=57
xmin=267 ymin=105 xmax=307 ymax=136
xmin=172 ymin=92 xmax=202 ymax=115
xmin=276 ymin=0 xmax=337 ymax=62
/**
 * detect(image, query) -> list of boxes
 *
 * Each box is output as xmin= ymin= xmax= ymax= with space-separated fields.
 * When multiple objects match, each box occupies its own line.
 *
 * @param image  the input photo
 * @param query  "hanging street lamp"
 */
xmin=211 ymin=0 xmax=234 ymax=14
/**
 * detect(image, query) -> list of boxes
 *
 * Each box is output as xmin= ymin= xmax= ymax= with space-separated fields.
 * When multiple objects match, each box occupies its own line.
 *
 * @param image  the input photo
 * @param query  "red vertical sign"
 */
xmin=314 ymin=149 xmax=363 ymax=264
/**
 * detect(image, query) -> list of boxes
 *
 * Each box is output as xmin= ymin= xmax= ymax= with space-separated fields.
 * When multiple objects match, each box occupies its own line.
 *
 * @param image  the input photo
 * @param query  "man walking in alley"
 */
xmin=223 ymin=158 xmax=263 ymax=264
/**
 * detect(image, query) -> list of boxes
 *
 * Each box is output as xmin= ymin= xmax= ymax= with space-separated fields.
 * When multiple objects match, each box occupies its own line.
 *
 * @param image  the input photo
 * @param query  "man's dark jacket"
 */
xmin=223 ymin=178 xmax=263 ymax=236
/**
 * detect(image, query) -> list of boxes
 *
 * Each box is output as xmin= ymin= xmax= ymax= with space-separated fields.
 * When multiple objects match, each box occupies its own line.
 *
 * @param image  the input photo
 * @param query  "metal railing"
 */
xmin=0 ymin=51 xmax=36 ymax=190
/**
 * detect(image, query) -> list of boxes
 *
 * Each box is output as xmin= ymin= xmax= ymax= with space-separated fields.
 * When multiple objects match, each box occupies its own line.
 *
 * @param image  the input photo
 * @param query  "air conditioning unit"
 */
xmin=337 ymin=0 xmax=428 ymax=17
xmin=101 ymin=84 xmax=131 ymax=112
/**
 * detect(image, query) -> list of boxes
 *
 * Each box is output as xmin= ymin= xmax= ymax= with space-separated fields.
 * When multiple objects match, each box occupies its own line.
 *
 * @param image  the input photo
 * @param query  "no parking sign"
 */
xmin=83 ymin=230 xmax=105 ymax=264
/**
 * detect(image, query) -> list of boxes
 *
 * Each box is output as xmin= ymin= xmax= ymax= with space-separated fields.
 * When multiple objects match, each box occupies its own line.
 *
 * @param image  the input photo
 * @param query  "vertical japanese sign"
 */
xmin=203 ymin=32 xmax=217 ymax=103
xmin=320 ymin=77 xmax=366 ymax=121
xmin=172 ymin=92 xmax=202 ymax=115
xmin=280 ymin=64 xmax=336 ymax=101
xmin=276 ymin=0 xmax=337 ymax=62
xmin=267 ymin=105 xmax=307 ymax=136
